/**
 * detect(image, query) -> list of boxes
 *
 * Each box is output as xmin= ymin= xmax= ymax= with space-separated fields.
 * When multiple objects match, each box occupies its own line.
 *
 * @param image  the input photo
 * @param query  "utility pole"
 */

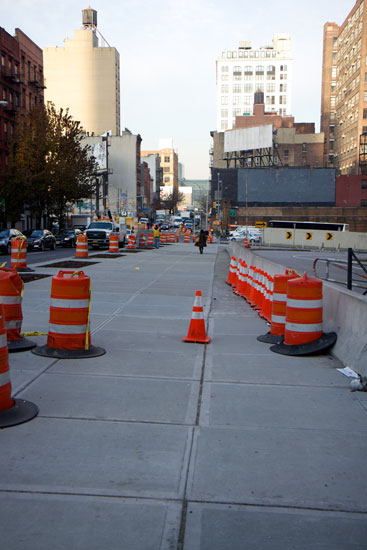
xmin=217 ymin=172 xmax=221 ymax=227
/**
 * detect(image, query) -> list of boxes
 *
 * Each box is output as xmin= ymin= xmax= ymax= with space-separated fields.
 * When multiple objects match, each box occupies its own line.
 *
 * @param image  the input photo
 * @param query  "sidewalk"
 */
xmin=1 ymin=243 xmax=367 ymax=549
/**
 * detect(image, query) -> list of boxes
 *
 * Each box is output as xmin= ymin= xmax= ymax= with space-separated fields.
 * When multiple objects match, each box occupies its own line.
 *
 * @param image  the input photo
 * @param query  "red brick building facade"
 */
xmin=0 ymin=27 xmax=44 ymax=175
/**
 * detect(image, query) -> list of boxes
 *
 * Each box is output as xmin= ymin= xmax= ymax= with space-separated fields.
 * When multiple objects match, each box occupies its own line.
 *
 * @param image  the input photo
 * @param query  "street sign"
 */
xmin=229 ymin=209 xmax=236 ymax=217
xmin=326 ymin=232 xmax=333 ymax=240
xmin=306 ymin=232 xmax=312 ymax=240
xmin=286 ymin=231 xmax=293 ymax=240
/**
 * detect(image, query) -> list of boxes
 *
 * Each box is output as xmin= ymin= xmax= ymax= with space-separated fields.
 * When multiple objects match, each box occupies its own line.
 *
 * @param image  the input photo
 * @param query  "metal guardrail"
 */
xmin=313 ymin=248 xmax=367 ymax=295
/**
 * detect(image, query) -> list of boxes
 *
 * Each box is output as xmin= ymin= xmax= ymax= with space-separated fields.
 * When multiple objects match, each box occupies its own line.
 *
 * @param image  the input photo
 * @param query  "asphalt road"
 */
xmin=1 ymin=245 xmax=89 ymax=267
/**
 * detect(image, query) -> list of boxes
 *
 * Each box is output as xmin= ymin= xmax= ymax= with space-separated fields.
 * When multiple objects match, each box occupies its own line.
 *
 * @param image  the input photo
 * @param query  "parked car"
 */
xmin=55 ymin=228 xmax=83 ymax=247
xmin=230 ymin=228 xmax=262 ymax=244
xmin=0 ymin=228 xmax=27 ymax=254
xmin=27 ymin=229 xmax=57 ymax=251
xmin=160 ymin=222 xmax=171 ymax=230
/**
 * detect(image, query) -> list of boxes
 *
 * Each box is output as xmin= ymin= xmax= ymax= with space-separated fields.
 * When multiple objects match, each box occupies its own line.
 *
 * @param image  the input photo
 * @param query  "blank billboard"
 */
xmin=224 ymin=125 xmax=273 ymax=153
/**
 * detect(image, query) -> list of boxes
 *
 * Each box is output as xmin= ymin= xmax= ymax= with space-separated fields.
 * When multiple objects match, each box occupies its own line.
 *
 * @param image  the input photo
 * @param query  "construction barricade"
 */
xmin=147 ymin=233 xmax=154 ymax=247
xmin=10 ymin=237 xmax=28 ymax=270
xmin=75 ymin=234 xmax=88 ymax=258
xmin=0 ymin=268 xmax=36 ymax=352
xmin=225 ymin=256 xmax=237 ymax=286
xmin=109 ymin=233 xmax=119 ymax=253
xmin=270 ymin=273 xmax=337 ymax=356
xmin=183 ymin=290 xmax=211 ymax=344
xmin=138 ymin=233 xmax=146 ymax=248
xmin=32 ymin=270 xmax=106 ymax=359
xmin=127 ymin=234 xmax=136 ymax=249
xmin=0 ymin=302 xmax=38 ymax=428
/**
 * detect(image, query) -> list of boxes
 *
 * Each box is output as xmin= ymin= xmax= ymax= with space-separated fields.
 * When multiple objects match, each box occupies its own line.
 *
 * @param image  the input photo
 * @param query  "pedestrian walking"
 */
xmin=195 ymin=229 xmax=207 ymax=255
xmin=153 ymin=224 xmax=160 ymax=249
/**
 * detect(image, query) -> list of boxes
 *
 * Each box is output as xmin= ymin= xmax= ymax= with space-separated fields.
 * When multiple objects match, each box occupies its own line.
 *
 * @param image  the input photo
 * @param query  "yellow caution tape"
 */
xmin=21 ymin=331 xmax=47 ymax=337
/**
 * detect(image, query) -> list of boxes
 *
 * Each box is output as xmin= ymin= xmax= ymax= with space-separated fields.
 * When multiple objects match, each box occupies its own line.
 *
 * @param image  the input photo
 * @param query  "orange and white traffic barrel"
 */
xmin=257 ymin=271 xmax=298 ymax=344
xmin=147 ymin=233 xmax=154 ymax=247
xmin=109 ymin=233 xmax=119 ymax=253
xmin=138 ymin=233 xmax=146 ymax=247
xmin=243 ymin=237 xmax=250 ymax=248
xmin=127 ymin=234 xmax=136 ymax=249
xmin=0 ymin=267 xmax=36 ymax=352
xmin=0 ymin=302 xmax=38 ymax=428
xmin=11 ymin=237 xmax=27 ymax=270
xmin=75 ymin=234 xmax=88 ymax=258
xmin=32 ymin=270 xmax=106 ymax=359
xmin=270 ymin=272 xmax=337 ymax=355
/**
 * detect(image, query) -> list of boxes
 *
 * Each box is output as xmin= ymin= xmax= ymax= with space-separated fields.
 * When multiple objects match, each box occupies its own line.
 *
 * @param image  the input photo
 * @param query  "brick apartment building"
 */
xmin=321 ymin=0 xmax=367 ymax=174
xmin=0 ymin=27 xmax=44 ymax=175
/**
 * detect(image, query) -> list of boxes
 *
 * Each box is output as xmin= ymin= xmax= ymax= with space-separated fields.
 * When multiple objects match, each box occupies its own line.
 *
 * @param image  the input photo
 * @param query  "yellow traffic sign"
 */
xmin=286 ymin=231 xmax=293 ymax=240
xmin=306 ymin=232 xmax=312 ymax=240
xmin=326 ymin=232 xmax=333 ymax=240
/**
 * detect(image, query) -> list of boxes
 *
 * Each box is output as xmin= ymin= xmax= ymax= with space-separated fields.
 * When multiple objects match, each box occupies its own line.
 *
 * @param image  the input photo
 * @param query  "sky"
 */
xmin=2 ymin=0 xmax=356 ymax=179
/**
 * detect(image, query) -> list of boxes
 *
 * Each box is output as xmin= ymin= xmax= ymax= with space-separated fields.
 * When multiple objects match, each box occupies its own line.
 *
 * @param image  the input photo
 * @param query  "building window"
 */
xmin=279 ymin=95 xmax=287 ymax=105
xmin=163 ymin=167 xmax=170 ymax=172
xmin=363 ymin=108 xmax=367 ymax=119
xmin=164 ymin=177 xmax=170 ymax=183
xmin=221 ymin=85 xmax=228 ymax=93
xmin=233 ymin=66 xmax=242 ymax=80
xmin=363 ymin=126 xmax=367 ymax=134
xmin=279 ymin=108 xmax=287 ymax=116
xmin=164 ymin=156 xmax=170 ymax=162
xmin=232 ymin=108 xmax=241 ymax=117
xmin=331 ymin=81 xmax=336 ymax=92
xmin=255 ymin=65 xmax=264 ymax=79
xmin=362 ymin=180 xmax=367 ymax=189
xmin=329 ymin=125 xmax=335 ymax=135
xmin=361 ymin=199 xmax=367 ymax=207
xmin=244 ymin=66 xmax=253 ymax=80
xmin=280 ymin=83 xmax=287 ymax=92
xmin=364 ymin=91 xmax=367 ymax=103
xmin=232 ymin=96 xmax=241 ymax=105
xmin=221 ymin=109 xmax=228 ymax=118
xmin=221 ymin=96 xmax=228 ymax=105
xmin=221 ymin=66 xmax=229 ymax=72
xmin=280 ymin=65 xmax=287 ymax=71
xmin=302 ymin=143 xmax=307 ymax=153
xmin=244 ymin=83 xmax=253 ymax=93
xmin=221 ymin=120 xmax=228 ymax=130
xmin=266 ymin=96 xmax=275 ymax=105
xmin=284 ymin=149 xmax=289 ymax=157
xmin=266 ymin=65 xmax=275 ymax=80
xmin=255 ymin=84 xmax=264 ymax=93
xmin=331 ymin=66 xmax=337 ymax=77
xmin=329 ymin=140 xmax=334 ymax=150
xmin=232 ymin=84 xmax=241 ymax=93
xmin=221 ymin=75 xmax=228 ymax=81
xmin=330 ymin=96 xmax=336 ymax=108
xmin=266 ymin=83 xmax=275 ymax=93
xmin=243 ymin=96 xmax=252 ymax=105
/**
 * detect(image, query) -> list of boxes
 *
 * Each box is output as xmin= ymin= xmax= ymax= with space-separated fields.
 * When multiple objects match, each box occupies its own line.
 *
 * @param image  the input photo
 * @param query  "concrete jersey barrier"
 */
xmin=229 ymin=241 xmax=367 ymax=377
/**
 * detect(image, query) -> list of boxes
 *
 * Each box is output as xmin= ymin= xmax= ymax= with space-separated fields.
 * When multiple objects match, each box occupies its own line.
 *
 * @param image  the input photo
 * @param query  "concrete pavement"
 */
xmin=1 ymin=242 xmax=367 ymax=549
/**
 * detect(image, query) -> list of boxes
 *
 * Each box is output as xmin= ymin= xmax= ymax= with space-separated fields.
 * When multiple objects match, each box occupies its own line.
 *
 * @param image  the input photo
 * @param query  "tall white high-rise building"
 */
xmin=44 ymin=7 xmax=120 ymax=136
xmin=216 ymin=34 xmax=293 ymax=131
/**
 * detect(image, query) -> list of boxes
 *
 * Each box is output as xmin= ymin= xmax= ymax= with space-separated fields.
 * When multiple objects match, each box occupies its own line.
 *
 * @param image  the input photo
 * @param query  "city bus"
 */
xmin=267 ymin=220 xmax=349 ymax=232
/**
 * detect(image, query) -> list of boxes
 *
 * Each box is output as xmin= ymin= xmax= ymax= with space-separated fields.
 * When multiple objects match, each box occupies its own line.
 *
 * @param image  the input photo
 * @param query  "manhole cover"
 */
xmin=40 ymin=260 xmax=100 ymax=268
xmin=91 ymin=254 xmax=125 ymax=259
xmin=20 ymin=273 xmax=51 ymax=283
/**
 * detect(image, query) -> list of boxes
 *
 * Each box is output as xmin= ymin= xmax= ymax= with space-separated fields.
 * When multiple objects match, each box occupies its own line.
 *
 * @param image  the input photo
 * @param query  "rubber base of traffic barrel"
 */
xmin=31 ymin=345 xmax=106 ymax=359
xmin=257 ymin=332 xmax=283 ymax=344
xmin=270 ymin=332 xmax=337 ymax=356
xmin=0 ymin=398 xmax=39 ymax=429
xmin=8 ymin=337 xmax=37 ymax=353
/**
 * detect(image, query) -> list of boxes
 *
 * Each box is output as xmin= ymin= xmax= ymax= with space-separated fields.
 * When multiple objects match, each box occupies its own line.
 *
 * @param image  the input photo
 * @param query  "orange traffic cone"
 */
xmin=183 ymin=290 xmax=211 ymax=344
